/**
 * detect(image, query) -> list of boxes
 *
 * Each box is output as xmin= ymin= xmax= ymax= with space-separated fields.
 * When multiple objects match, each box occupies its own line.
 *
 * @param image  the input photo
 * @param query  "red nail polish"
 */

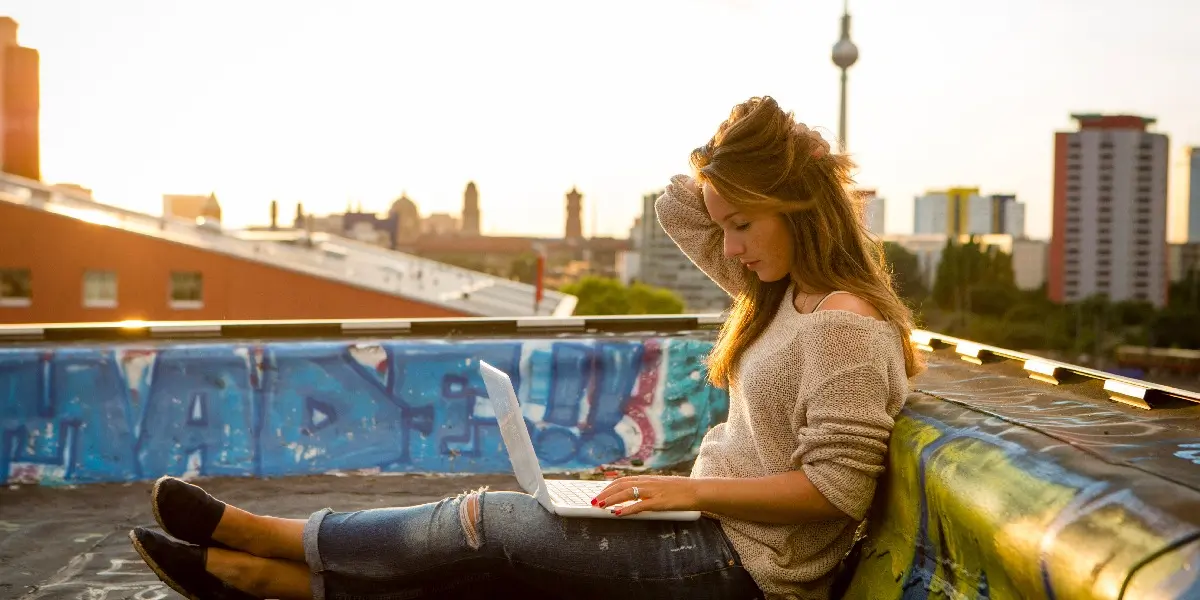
xmin=591 ymin=498 xmax=597 ymax=506
xmin=598 ymin=501 xmax=605 ymax=507
xmin=615 ymin=509 xmax=622 ymax=515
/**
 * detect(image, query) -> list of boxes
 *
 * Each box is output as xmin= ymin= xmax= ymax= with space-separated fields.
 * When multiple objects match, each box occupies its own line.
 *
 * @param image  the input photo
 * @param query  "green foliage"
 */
xmin=932 ymin=237 xmax=1016 ymax=315
xmin=1169 ymin=268 xmax=1200 ymax=311
xmin=885 ymin=239 xmax=1200 ymax=364
xmin=882 ymin=242 xmax=927 ymax=304
xmin=508 ymin=253 xmax=538 ymax=285
xmin=1150 ymin=308 xmax=1200 ymax=348
xmin=1151 ymin=269 xmax=1200 ymax=348
xmin=560 ymin=276 xmax=685 ymax=315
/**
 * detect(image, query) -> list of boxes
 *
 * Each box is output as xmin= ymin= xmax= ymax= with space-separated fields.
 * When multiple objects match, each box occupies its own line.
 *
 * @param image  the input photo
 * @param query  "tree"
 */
xmin=559 ymin=276 xmax=684 ymax=315
xmin=626 ymin=282 xmax=686 ymax=314
xmin=932 ymin=237 xmax=1018 ymax=318
xmin=882 ymin=242 xmax=927 ymax=305
xmin=508 ymin=253 xmax=538 ymax=284
xmin=1152 ymin=307 xmax=1200 ymax=349
xmin=1169 ymin=268 xmax=1200 ymax=311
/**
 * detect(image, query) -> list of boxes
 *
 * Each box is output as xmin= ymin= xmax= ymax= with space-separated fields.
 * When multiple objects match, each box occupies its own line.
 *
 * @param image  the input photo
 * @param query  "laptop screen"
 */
xmin=478 ymin=360 xmax=546 ymax=497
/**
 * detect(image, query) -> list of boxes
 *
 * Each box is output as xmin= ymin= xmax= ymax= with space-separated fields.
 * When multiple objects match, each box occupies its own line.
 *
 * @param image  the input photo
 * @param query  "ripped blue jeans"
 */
xmin=302 ymin=490 xmax=764 ymax=600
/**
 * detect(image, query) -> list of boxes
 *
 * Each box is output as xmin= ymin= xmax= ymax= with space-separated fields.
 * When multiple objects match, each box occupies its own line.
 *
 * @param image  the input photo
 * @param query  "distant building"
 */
xmin=856 ymin=189 xmax=885 ymax=235
xmin=421 ymin=212 xmax=459 ymax=236
xmin=410 ymin=235 xmax=628 ymax=283
xmin=299 ymin=211 xmax=343 ymax=236
xmin=387 ymin=193 xmax=422 ymax=246
xmin=288 ymin=194 xmax=421 ymax=251
xmin=990 ymin=194 xmax=1026 ymax=238
xmin=617 ymin=217 xmax=643 ymax=285
xmin=0 ymin=17 xmax=39 ymax=181
xmin=948 ymin=187 xmax=989 ymax=237
xmin=634 ymin=191 xmax=728 ymax=313
xmin=461 ymin=181 xmax=481 ymax=236
xmin=1011 ymin=238 xmax=1048 ymax=291
xmin=163 ymin=193 xmax=221 ymax=225
xmin=914 ymin=188 xmax=991 ymax=236
xmin=565 ymin=187 xmax=583 ymax=240
xmin=883 ymin=233 xmax=1044 ymax=292
xmin=342 ymin=208 xmax=400 ymax=248
xmin=261 ymin=183 xmax=624 ymax=281
xmin=1049 ymin=113 xmax=1169 ymax=307
xmin=1189 ymin=147 xmax=1200 ymax=243
xmin=913 ymin=192 xmax=948 ymax=236
xmin=0 ymin=177 xmax=575 ymax=322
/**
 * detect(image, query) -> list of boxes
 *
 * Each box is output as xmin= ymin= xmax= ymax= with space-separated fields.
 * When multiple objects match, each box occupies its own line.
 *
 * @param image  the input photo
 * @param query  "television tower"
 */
xmin=831 ymin=0 xmax=858 ymax=153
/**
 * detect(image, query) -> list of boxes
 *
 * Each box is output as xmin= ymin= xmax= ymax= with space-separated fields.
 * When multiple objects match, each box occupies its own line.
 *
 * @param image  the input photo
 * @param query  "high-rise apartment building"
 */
xmin=1049 ymin=114 xmax=1169 ymax=306
xmin=948 ymin=187 xmax=988 ymax=237
xmin=635 ymin=191 xmax=728 ymax=313
xmin=914 ymin=187 xmax=1017 ymax=237
xmin=990 ymin=194 xmax=1026 ymax=238
xmin=856 ymin=189 xmax=885 ymax=235
xmin=913 ymin=192 xmax=948 ymax=236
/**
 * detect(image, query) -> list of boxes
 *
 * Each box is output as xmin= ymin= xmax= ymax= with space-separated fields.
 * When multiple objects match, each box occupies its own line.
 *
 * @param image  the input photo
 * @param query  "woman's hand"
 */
xmin=590 ymin=475 xmax=701 ymax=517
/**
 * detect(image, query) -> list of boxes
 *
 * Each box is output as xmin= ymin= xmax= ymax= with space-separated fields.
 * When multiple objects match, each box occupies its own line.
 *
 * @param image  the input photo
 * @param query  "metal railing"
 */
xmin=911 ymin=329 xmax=1200 ymax=409
xmin=0 ymin=313 xmax=1196 ymax=408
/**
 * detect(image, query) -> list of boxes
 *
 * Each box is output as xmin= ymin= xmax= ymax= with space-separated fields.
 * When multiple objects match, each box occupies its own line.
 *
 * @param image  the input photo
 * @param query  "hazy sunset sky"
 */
xmin=3 ymin=0 xmax=1197 ymax=240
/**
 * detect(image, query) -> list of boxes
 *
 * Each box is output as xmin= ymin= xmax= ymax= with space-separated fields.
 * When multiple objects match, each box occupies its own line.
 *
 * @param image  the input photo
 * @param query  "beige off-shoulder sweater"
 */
xmin=655 ymin=175 xmax=910 ymax=600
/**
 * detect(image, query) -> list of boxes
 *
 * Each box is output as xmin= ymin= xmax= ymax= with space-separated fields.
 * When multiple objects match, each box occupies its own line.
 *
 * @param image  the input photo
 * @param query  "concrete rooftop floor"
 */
xmin=1 ymin=473 xmax=533 ymax=599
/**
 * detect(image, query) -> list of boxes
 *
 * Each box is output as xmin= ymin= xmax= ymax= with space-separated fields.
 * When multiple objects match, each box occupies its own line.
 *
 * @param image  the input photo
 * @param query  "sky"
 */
xmin=2 ymin=0 xmax=1197 ymax=241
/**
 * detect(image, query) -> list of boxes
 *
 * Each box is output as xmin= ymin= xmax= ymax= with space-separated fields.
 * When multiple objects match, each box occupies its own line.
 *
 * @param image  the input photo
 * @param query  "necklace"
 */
xmin=796 ymin=289 xmax=812 ymax=313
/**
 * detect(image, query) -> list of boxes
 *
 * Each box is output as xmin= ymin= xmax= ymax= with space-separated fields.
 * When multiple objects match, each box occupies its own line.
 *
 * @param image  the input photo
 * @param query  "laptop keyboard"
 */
xmin=545 ymin=479 xmax=613 ymax=508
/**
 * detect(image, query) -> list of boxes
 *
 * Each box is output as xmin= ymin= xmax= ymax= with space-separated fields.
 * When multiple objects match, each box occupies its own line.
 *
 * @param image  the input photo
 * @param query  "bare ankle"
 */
xmin=214 ymin=510 xmax=305 ymax=562
xmin=212 ymin=506 xmax=265 ymax=555
xmin=205 ymin=548 xmax=267 ymax=596
xmin=206 ymin=547 xmax=313 ymax=600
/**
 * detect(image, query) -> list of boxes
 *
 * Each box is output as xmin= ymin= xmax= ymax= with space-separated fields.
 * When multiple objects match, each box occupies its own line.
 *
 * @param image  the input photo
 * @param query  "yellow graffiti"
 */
xmin=843 ymin=413 xmax=1188 ymax=600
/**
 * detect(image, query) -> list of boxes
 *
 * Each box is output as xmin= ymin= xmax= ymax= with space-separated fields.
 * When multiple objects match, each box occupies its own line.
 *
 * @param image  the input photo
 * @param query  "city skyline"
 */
xmin=2 ymin=0 xmax=1198 ymax=240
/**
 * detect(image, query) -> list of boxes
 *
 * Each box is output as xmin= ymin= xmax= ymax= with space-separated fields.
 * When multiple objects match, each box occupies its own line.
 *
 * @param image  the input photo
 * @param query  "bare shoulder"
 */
xmin=816 ymin=292 xmax=885 ymax=321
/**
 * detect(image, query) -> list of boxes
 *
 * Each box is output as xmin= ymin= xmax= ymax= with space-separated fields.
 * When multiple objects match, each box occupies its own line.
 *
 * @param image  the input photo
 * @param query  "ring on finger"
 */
xmin=632 ymin=486 xmax=640 ymax=501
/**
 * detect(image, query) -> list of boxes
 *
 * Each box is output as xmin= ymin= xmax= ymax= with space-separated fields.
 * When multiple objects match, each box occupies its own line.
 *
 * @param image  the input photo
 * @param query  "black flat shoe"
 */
xmin=151 ymin=475 xmax=228 ymax=548
xmin=128 ymin=527 xmax=258 ymax=600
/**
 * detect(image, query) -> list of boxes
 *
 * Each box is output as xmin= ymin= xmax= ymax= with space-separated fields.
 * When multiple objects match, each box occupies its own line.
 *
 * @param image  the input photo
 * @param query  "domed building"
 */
xmin=388 ymin=192 xmax=422 ymax=245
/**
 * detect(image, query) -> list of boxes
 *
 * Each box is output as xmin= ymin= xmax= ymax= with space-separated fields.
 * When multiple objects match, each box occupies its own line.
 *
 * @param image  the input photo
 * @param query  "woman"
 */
xmin=129 ymin=96 xmax=920 ymax=600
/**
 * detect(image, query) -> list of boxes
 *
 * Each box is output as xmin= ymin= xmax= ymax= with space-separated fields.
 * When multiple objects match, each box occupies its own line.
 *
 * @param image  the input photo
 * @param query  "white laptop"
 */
xmin=478 ymin=359 xmax=701 ymax=521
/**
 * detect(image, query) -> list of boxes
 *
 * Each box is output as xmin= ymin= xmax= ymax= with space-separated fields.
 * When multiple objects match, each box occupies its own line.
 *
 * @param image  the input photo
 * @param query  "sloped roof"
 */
xmin=0 ymin=173 xmax=577 ymax=318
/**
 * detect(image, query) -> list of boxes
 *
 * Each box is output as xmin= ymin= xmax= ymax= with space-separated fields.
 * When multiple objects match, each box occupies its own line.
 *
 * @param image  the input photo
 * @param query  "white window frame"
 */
xmin=169 ymin=271 xmax=204 ymax=310
xmin=83 ymin=269 xmax=118 ymax=309
xmin=0 ymin=268 xmax=32 ymax=308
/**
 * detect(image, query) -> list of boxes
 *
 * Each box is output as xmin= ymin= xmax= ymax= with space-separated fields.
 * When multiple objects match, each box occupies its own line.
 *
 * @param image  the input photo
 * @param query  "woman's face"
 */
xmin=703 ymin=184 xmax=795 ymax=283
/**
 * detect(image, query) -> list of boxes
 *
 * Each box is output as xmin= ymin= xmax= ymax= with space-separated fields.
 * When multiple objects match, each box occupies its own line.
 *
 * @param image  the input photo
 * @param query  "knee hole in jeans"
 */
xmin=455 ymin=487 xmax=487 ymax=550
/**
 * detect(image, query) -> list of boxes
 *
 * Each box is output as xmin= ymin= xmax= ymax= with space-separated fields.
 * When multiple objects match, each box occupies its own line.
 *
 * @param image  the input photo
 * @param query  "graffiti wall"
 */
xmin=842 ymin=360 xmax=1200 ymax=600
xmin=0 ymin=336 xmax=728 ymax=485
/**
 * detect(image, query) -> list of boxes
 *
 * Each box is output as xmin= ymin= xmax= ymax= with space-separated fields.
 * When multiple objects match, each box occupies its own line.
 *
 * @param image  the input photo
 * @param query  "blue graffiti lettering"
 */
xmin=0 ymin=337 xmax=727 ymax=485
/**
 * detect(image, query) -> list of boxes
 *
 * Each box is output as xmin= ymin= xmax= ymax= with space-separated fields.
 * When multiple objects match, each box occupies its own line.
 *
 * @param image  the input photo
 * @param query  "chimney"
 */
xmin=270 ymin=200 xmax=278 ymax=230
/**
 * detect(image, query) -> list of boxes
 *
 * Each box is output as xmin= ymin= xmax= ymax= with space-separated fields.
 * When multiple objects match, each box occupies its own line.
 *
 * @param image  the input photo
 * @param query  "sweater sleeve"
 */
xmin=790 ymin=319 xmax=898 ymax=521
xmin=653 ymin=174 xmax=747 ymax=297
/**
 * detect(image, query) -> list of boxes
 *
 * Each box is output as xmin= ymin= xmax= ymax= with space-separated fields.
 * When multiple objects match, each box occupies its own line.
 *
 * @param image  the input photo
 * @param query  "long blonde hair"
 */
xmin=691 ymin=96 xmax=924 ymax=387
